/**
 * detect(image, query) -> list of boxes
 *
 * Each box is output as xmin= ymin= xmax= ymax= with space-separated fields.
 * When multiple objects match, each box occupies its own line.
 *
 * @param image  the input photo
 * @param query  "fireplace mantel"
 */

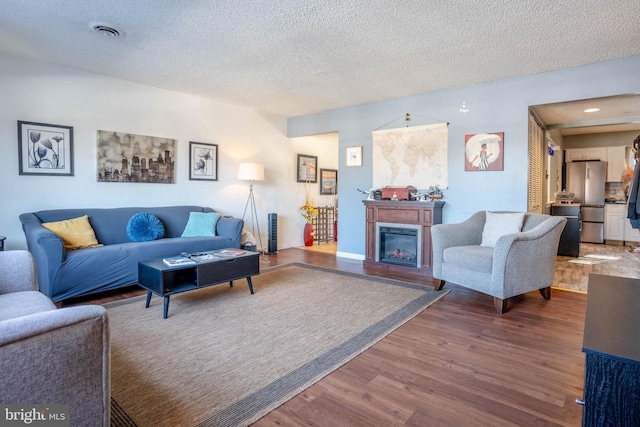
xmin=363 ymin=200 xmax=444 ymax=275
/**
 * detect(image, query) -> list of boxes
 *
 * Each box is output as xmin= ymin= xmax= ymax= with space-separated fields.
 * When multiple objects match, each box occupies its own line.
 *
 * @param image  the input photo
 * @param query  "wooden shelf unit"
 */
xmin=312 ymin=206 xmax=335 ymax=244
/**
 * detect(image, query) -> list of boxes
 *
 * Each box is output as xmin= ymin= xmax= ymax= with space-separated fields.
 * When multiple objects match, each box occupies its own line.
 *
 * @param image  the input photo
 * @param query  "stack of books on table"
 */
xmin=162 ymin=256 xmax=197 ymax=267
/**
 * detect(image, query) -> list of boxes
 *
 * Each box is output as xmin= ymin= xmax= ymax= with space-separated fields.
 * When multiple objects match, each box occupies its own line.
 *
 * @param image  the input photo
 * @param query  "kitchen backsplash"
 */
xmin=606 ymin=182 xmax=626 ymax=200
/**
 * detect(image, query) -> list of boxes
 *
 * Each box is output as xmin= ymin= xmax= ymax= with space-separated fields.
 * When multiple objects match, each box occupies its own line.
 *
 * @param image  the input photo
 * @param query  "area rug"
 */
xmin=106 ymin=262 xmax=448 ymax=427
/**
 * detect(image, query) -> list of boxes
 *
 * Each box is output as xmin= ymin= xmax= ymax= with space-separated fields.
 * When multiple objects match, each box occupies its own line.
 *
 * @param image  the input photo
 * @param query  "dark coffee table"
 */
xmin=137 ymin=249 xmax=259 ymax=318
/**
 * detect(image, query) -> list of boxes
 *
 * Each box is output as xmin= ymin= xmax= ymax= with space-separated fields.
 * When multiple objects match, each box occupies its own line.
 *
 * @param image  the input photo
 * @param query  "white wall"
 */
xmin=0 ymin=53 xmax=329 ymax=251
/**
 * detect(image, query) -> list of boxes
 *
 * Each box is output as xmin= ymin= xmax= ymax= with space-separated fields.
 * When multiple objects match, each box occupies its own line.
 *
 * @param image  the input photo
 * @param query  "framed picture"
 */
xmin=18 ymin=121 xmax=74 ymax=176
xmin=346 ymin=146 xmax=363 ymax=167
xmin=320 ymin=169 xmax=338 ymax=195
xmin=297 ymin=154 xmax=317 ymax=183
xmin=464 ymin=132 xmax=504 ymax=171
xmin=96 ymin=130 xmax=176 ymax=183
xmin=189 ymin=141 xmax=218 ymax=181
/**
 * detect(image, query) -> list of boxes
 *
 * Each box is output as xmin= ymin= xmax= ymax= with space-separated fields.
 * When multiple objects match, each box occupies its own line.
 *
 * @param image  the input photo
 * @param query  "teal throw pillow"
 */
xmin=181 ymin=212 xmax=221 ymax=237
xmin=127 ymin=212 xmax=165 ymax=242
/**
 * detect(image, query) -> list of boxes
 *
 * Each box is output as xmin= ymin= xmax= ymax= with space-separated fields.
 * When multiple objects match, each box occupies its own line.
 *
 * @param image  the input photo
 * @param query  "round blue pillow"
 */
xmin=127 ymin=213 xmax=165 ymax=242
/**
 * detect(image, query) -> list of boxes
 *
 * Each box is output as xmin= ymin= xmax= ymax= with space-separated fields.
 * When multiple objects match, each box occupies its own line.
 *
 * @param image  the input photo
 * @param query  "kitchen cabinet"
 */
xmin=564 ymin=146 xmax=627 ymax=180
xmin=581 ymin=274 xmax=640 ymax=427
xmin=565 ymin=147 xmax=607 ymax=163
xmin=623 ymin=215 xmax=640 ymax=242
xmin=606 ymin=203 xmax=640 ymax=242
xmin=606 ymin=146 xmax=627 ymax=182
xmin=604 ymin=204 xmax=625 ymax=241
xmin=627 ymin=146 xmax=637 ymax=169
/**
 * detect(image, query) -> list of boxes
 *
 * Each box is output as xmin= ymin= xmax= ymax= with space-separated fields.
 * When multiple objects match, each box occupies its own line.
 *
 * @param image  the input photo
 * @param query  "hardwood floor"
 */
xmin=67 ymin=247 xmax=608 ymax=426
xmin=253 ymin=250 xmax=587 ymax=427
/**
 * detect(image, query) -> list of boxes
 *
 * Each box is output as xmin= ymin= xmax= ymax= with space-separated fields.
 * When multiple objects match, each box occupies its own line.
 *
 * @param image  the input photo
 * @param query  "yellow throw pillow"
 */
xmin=42 ymin=215 xmax=102 ymax=250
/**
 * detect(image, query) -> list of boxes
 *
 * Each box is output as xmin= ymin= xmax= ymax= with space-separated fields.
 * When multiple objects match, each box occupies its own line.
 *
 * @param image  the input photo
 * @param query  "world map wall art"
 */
xmin=371 ymin=123 xmax=448 ymax=189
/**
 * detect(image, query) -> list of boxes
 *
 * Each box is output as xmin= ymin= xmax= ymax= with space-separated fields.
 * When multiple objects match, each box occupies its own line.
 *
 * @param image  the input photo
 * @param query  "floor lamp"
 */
xmin=238 ymin=162 xmax=265 ymax=254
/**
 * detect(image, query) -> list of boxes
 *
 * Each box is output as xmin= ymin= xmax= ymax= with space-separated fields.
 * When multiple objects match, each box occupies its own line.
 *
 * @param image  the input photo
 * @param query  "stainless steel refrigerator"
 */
xmin=565 ymin=161 xmax=606 ymax=243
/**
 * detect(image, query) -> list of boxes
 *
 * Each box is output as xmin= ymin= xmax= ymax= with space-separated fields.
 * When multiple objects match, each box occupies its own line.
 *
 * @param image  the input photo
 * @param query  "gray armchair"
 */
xmin=0 ymin=250 xmax=110 ymax=426
xmin=431 ymin=211 xmax=566 ymax=313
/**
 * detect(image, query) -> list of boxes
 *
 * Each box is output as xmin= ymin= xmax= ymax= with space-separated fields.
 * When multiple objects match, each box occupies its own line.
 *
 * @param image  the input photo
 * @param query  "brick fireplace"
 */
xmin=363 ymin=200 xmax=444 ymax=275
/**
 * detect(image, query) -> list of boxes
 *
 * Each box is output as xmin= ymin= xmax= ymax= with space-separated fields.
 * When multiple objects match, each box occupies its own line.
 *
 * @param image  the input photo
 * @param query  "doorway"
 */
xmin=529 ymin=94 xmax=640 ymax=210
xmin=291 ymin=132 xmax=339 ymax=254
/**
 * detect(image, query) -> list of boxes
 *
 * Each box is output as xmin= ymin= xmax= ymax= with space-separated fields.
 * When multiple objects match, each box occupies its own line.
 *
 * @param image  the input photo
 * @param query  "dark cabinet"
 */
xmin=582 ymin=274 xmax=640 ymax=427
xmin=551 ymin=203 xmax=581 ymax=257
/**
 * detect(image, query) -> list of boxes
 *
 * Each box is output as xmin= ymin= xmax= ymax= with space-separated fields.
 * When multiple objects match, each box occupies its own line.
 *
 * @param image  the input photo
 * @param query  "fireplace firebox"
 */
xmin=376 ymin=224 xmax=420 ymax=268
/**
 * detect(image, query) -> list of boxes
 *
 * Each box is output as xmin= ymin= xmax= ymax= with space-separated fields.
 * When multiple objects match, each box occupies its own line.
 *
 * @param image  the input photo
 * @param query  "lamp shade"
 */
xmin=238 ymin=162 xmax=265 ymax=181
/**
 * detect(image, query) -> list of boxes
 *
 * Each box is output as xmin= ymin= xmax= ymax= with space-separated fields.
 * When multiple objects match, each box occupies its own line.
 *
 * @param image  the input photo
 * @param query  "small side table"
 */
xmin=0 ymin=236 xmax=5 ymax=251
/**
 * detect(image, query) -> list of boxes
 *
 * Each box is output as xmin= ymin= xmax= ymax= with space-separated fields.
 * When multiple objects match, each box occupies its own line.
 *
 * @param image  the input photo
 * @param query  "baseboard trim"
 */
xmin=336 ymin=251 xmax=365 ymax=260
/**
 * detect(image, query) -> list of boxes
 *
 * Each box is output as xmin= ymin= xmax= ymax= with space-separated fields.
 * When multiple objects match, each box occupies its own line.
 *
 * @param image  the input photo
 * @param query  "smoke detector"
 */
xmin=89 ymin=22 xmax=124 ymax=37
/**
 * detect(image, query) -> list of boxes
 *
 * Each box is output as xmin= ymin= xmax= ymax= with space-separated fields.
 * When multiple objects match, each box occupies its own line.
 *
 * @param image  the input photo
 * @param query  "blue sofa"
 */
xmin=19 ymin=206 xmax=243 ymax=302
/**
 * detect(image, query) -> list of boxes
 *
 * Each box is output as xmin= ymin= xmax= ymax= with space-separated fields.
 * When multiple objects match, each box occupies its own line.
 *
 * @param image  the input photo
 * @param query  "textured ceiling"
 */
xmin=1 ymin=0 xmax=640 ymax=118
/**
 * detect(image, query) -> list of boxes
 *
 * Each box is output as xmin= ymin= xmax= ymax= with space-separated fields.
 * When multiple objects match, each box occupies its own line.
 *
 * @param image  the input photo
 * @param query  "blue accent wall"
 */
xmin=288 ymin=56 xmax=640 ymax=257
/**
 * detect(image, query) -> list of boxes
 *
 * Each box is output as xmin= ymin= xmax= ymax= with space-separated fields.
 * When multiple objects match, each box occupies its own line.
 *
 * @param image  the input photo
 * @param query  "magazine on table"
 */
xmin=214 ymin=249 xmax=246 ymax=257
xmin=190 ymin=253 xmax=216 ymax=262
xmin=163 ymin=256 xmax=197 ymax=267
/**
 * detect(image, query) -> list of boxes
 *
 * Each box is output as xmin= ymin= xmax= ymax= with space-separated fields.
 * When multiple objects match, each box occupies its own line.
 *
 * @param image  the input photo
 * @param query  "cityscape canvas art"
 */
xmin=97 ymin=130 xmax=176 ymax=183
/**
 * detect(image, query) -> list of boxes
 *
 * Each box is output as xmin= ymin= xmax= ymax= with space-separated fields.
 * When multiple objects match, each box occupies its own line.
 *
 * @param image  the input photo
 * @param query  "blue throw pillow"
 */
xmin=181 ymin=212 xmax=221 ymax=237
xmin=127 ymin=213 xmax=165 ymax=242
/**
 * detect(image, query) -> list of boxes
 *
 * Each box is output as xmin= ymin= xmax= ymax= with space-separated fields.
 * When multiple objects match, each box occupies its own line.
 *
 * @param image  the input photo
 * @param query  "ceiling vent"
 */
xmin=89 ymin=22 xmax=123 ymax=37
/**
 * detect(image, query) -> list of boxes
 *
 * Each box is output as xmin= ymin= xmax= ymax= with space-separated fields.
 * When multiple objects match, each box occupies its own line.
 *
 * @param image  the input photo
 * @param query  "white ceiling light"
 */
xmin=584 ymin=108 xmax=600 ymax=113
xmin=89 ymin=22 xmax=124 ymax=37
